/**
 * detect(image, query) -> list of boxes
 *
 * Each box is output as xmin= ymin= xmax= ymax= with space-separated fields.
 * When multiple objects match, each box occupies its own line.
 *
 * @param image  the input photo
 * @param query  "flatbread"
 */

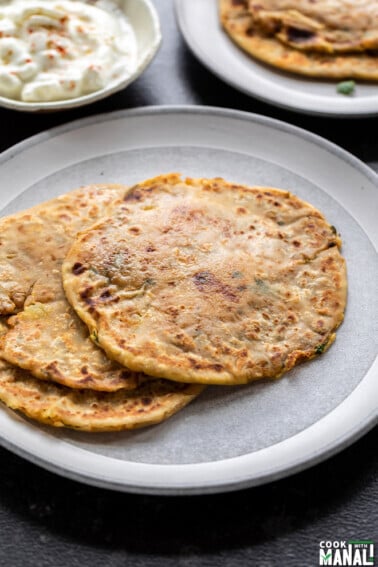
xmin=220 ymin=0 xmax=378 ymax=79
xmin=248 ymin=0 xmax=378 ymax=53
xmin=63 ymin=174 xmax=347 ymax=386
xmin=0 ymin=185 xmax=123 ymax=314
xmin=0 ymin=358 xmax=203 ymax=432
xmin=0 ymin=185 xmax=148 ymax=391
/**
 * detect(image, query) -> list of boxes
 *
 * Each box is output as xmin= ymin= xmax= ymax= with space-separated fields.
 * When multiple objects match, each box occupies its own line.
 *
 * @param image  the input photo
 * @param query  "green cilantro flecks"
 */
xmin=90 ymin=329 xmax=99 ymax=344
xmin=315 ymin=343 xmax=327 ymax=355
xmin=337 ymin=80 xmax=355 ymax=96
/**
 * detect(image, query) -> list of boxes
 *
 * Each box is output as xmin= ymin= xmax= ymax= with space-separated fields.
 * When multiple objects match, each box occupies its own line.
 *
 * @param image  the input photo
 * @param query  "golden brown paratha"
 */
xmin=63 ymin=174 xmax=347 ymax=386
xmin=0 ymin=185 xmax=124 ymax=315
xmin=220 ymin=0 xmax=378 ymax=79
xmin=0 ymin=185 xmax=148 ymax=391
xmin=0 ymin=357 xmax=203 ymax=432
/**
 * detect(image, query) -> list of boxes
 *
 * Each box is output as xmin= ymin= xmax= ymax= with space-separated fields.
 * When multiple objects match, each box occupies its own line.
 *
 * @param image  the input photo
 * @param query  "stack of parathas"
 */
xmin=220 ymin=0 xmax=378 ymax=79
xmin=0 ymin=184 xmax=204 ymax=431
xmin=0 ymin=175 xmax=347 ymax=432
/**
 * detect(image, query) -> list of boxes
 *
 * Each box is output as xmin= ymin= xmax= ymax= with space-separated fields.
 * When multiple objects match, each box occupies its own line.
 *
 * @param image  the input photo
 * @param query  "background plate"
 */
xmin=0 ymin=106 xmax=377 ymax=494
xmin=175 ymin=0 xmax=378 ymax=117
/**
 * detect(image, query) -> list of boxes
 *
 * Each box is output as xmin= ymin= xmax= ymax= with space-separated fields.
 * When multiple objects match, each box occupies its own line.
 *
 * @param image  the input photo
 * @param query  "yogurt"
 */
xmin=0 ymin=0 xmax=138 ymax=102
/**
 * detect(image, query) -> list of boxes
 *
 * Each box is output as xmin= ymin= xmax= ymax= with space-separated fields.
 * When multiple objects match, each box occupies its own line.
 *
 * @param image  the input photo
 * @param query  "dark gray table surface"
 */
xmin=0 ymin=2 xmax=377 ymax=566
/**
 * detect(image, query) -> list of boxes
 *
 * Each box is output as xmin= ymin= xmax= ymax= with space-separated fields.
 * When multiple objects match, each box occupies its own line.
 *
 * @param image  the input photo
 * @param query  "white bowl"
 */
xmin=0 ymin=0 xmax=162 ymax=112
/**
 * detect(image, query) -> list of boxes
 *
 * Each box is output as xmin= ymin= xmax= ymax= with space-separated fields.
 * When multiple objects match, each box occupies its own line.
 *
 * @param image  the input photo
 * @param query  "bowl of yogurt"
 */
xmin=0 ymin=0 xmax=161 ymax=111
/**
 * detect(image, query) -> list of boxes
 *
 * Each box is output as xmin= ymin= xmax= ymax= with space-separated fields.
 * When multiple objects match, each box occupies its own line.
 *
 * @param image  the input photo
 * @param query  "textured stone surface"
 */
xmin=0 ymin=426 xmax=377 ymax=567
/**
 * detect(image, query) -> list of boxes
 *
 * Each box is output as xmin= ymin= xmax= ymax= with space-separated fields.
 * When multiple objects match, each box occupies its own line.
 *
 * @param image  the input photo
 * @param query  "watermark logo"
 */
xmin=319 ymin=541 xmax=375 ymax=566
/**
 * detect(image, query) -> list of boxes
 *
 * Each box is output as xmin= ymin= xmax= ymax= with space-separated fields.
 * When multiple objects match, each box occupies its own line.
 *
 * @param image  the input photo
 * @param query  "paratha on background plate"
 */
xmin=0 ymin=185 xmax=149 ymax=391
xmin=220 ymin=0 xmax=378 ymax=79
xmin=63 ymin=174 xmax=347 ymax=386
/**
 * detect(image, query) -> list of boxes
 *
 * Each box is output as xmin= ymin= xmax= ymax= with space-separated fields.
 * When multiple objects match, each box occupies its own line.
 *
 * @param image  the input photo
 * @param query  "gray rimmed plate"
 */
xmin=175 ymin=0 xmax=378 ymax=117
xmin=0 ymin=106 xmax=377 ymax=494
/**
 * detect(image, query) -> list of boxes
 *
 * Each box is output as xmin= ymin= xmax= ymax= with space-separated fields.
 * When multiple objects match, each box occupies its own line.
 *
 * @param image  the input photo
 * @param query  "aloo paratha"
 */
xmin=0 ymin=185 xmax=147 ymax=391
xmin=220 ymin=0 xmax=378 ymax=79
xmin=63 ymin=174 xmax=347 ymax=385
xmin=0 ymin=357 xmax=203 ymax=431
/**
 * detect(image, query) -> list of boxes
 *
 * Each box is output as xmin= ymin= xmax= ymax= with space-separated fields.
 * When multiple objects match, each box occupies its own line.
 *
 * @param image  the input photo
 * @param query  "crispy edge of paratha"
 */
xmin=0 ymin=357 xmax=204 ymax=432
xmin=219 ymin=0 xmax=378 ymax=80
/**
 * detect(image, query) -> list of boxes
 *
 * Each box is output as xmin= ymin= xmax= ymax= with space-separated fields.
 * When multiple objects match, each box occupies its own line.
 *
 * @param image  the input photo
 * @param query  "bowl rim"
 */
xmin=0 ymin=0 xmax=162 ymax=112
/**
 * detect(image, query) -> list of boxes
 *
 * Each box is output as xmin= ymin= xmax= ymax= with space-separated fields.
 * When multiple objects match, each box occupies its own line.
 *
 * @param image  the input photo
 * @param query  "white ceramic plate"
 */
xmin=0 ymin=0 xmax=161 ymax=112
xmin=0 ymin=106 xmax=377 ymax=494
xmin=175 ymin=0 xmax=378 ymax=117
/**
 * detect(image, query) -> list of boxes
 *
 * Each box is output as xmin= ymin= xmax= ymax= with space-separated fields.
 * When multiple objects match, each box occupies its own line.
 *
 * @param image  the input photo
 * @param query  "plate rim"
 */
xmin=0 ymin=105 xmax=377 ymax=495
xmin=0 ymin=405 xmax=376 ymax=495
xmin=174 ymin=0 xmax=378 ymax=118
xmin=0 ymin=105 xmax=377 ymax=185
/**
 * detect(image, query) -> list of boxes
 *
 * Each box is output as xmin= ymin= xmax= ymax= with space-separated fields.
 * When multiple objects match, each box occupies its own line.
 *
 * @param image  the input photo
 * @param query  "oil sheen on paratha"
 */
xmin=63 ymin=174 xmax=347 ymax=386
xmin=0 ymin=357 xmax=203 ymax=432
xmin=220 ymin=0 xmax=378 ymax=79
xmin=0 ymin=185 xmax=149 ymax=392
